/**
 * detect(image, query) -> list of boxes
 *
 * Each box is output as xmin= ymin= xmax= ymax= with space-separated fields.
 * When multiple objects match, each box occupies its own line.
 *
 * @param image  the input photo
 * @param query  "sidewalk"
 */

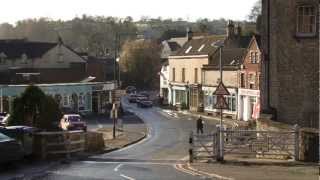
xmin=187 ymin=161 xmax=318 ymax=180
xmin=97 ymin=124 xmax=147 ymax=151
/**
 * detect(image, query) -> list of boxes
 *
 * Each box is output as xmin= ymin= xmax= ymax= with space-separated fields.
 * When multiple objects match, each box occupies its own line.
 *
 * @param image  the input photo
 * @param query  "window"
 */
xmin=240 ymin=73 xmax=245 ymax=88
xmin=21 ymin=53 xmax=28 ymax=64
xmin=182 ymin=68 xmax=185 ymax=82
xmin=63 ymin=95 xmax=69 ymax=106
xmin=194 ymin=68 xmax=198 ymax=83
xmin=172 ymin=68 xmax=175 ymax=81
xmin=79 ymin=93 xmax=84 ymax=106
xmin=198 ymin=44 xmax=205 ymax=52
xmin=250 ymin=51 xmax=258 ymax=63
xmin=225 ymin=94 xmax=236 ymax=112
xmin=185 ymin=46 xmax=192 ymax=54
xmin=175 ymin=90 xmax=186 ymax=104
xmin=296 ymin=5 xmax=316 ymax=36
xmin=0 ymin=52 xmax=6 ymax=64
xmin=249 ymin=83 xmax=254 ymax=89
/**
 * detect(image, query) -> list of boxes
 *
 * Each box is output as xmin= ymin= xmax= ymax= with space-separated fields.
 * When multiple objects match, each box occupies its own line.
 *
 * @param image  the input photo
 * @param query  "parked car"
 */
xmin=60 ymin=114 xmax=87 ymax=131
xmin=139 ymin=91 xmax=149 ymax=98
xmin=128 ymin=94 xmax=138 ymax=103
xmin=0 ymin=132 xmax=24 ymax=164
xmin=126 ymin=86 xmax=136 ymax=94
xmin=137 ymin=100 xmax=153 ymax=108
xmin=0 ymin=112 xmax=10 ymax=126
xmin=0 ymin=126 xmax=39 ymax=156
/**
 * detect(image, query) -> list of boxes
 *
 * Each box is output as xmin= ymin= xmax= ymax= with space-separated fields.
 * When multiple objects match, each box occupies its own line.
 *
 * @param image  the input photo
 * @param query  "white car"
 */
xmin=59 ymin=114 xmax=87 ymax=131
xmin=0 ymin=113 xmax=10 ymax=126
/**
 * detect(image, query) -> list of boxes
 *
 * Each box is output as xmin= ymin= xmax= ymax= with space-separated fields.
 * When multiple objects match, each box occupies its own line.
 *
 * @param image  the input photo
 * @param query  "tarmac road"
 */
xmin=30 ymin=97 xmax=218 ymax=180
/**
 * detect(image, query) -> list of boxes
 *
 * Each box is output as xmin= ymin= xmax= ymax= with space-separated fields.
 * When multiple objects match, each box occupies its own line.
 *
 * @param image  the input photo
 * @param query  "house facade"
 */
xmin=0 ymin=38 xmax=116 ymax=114
xmin=168 ymin=34 xmax=225 ymax=111
xmin=237 ymin=35 xmax=262 ymax=121
xmin=260 ymin=0 xmax=319 ymax=128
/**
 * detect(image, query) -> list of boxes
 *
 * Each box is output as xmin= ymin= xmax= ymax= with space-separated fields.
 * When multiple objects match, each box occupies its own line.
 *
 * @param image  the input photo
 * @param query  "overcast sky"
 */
xmin=1 ymin=0 xmax=257 ymax=24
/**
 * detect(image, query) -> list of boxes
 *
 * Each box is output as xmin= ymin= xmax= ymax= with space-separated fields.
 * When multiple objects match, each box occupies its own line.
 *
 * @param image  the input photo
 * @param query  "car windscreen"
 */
xmin=68 ymin=116 xmax=81 ymax=122
xmin=0 ymin=133 xmax=11 ymax=141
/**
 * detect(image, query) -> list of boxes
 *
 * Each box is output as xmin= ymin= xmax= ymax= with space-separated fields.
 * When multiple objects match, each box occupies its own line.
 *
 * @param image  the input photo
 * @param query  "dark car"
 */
xmin=139 ymin=91 xmax=149 ymax=98
xmin=0 ymin=112 xmax=10 ymax=126
xmin=128 ymin=94 xmax=138 ymax=103
xmin=0 ymin=132 xmax=24 ymax=164
xmin=126 ymin=86 xmax=136 ymax=94
xmin=137 ymin=99 xmax=153 ymax=108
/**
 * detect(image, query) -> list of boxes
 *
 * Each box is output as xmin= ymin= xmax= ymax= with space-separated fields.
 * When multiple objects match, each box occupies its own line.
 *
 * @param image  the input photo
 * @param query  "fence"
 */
xmin=189 ymin=127 xmax=299 ymax=162
xmin=34 ymin=130 xmax=85 ymax=159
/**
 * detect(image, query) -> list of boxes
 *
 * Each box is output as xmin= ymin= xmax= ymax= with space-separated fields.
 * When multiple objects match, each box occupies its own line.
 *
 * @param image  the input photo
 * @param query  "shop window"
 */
xmin=296 ymin=5 xmax=317 ymax=36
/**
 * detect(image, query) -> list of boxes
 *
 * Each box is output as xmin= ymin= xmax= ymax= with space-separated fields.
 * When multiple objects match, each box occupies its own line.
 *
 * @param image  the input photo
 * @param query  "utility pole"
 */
xmin=218 ymin=46 xmax=224 ymax=162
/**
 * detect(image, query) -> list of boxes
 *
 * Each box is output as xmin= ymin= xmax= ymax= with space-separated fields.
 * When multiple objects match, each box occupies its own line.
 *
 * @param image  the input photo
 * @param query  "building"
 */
xmin=160 ymin=37 xmax=186 ymax=104
xmin=0 ymin=38 xmax=116 ymax=114
xmin=260 ymin=0 xmax=319 ymax=128
xmin=202 ymin=48 xmax=246 ymax=119
xmin=237 ymin=35 xmax=262 ymax=121
xmin=168 ymin=32 xmax=225 ymax=110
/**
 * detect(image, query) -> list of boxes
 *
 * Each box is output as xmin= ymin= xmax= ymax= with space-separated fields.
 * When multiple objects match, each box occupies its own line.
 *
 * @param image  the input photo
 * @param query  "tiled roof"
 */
xmin=203 ymin=48 xmax=246 ymax=69
xmin=173 ymin=35 xmax=226 ymax=56
xmin=0 ymin=39 xmax=57 ymax=59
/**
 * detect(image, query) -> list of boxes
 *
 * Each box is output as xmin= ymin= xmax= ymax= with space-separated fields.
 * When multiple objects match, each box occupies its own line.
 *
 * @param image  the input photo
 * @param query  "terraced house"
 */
xmin=167 ymin=31 xmax=225 ymax=111
xmin=168 ymin=21 xmax=252 ymax=118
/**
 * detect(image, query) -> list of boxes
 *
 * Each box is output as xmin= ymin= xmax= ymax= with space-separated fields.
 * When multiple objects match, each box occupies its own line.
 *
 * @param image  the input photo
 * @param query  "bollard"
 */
xmin=189 ymin=148 xmax=193 ymax=163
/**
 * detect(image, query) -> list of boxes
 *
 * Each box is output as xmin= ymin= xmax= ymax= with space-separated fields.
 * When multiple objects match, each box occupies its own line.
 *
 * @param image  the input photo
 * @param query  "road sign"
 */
xmin=214 ymin=95 xmax=229 ymax=109
xmin=213 ymin=82 xmax=230 ymax=96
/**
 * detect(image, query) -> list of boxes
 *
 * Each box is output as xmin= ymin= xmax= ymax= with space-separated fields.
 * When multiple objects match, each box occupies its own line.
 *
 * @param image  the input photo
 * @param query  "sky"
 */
xmin=0 ymin=0 xmax=258 ymax=24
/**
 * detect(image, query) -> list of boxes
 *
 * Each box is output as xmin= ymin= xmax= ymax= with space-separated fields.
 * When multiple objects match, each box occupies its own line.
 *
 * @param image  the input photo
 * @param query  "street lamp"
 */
xmin=212 ymin=40 xmax=224 ymax=161
xmin=114 ymin=32 xmax=139 ymax=88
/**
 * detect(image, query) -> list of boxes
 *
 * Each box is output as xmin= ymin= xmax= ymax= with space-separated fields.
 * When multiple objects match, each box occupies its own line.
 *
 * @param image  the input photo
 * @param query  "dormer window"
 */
xmin=296 ymin=5 xmax=316 ymax=37
xmin=0 ymin=52 xmax=7 ymax=64
xmin=198 ymin=44 xmax=205 ymax=52
xmin=21 ymin=53 xmax=28 ymax=64
xmin=185 ymin=46 xmax=192 ymax=54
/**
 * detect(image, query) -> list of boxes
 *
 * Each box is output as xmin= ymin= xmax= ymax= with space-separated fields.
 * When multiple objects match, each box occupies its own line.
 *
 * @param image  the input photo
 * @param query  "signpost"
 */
xmin=213 ymin=81 xmax=229 ymax=161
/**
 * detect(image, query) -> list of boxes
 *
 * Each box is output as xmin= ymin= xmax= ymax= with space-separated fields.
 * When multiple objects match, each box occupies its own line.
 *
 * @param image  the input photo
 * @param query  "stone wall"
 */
xmin=261 ymin=0 xmax=319 ymax=128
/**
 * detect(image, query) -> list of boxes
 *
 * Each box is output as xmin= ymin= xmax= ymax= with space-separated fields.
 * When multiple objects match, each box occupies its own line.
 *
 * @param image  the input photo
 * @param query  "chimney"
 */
xmin=186 ymin=27 xmax=193 ymax=41
xmin=226 ymin=20 xmax=235 ymax=39
xmin=235 ymin=23 xmax=242 ymax=37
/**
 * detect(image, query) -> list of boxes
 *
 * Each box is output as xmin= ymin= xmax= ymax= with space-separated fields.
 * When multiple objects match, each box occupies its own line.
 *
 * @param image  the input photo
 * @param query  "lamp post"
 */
xmin=114 ymin=32 xmax=139 ymax=88
xmin=213 ymin=40 xmax=224 ymax=161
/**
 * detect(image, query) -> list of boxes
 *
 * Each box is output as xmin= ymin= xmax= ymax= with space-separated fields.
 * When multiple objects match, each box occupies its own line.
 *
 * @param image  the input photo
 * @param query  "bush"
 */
xmin=9 ymin=85 xmax=62 ymax=131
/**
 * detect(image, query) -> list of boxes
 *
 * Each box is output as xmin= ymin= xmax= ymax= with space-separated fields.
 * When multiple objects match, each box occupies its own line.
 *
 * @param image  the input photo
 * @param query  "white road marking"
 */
xmin=120 ymin=174 xmax=135 ymax=180
xmin=114 ymin=164 xmax=123 ymax=172
xmin=82 ymin=161 xmax=175 ymax=166
xmin=187 ymin=163 xmax=235 ymax=180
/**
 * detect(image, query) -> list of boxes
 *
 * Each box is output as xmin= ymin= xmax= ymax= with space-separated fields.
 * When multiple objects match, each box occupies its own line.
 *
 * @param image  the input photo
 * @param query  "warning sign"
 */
xmin=214 ymin=95 xmax=229 ymax=109
xmin=213 ymin=82 xmax=230 ymax=96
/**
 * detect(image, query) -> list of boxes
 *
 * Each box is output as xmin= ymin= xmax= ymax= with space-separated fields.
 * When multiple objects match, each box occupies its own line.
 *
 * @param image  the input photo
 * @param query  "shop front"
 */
xmin=0 ymin=82 xmax=115 ymax=114
xmin=237 ymin=88 xmax=260 ymax=121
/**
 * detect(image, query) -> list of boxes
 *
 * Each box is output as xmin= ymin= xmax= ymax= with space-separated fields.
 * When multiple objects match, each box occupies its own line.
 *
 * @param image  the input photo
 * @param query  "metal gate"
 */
xmin=189 ymin=127 xmax=299 ymax=162
xmin=189 ymin=131 xmax=218 ymax=162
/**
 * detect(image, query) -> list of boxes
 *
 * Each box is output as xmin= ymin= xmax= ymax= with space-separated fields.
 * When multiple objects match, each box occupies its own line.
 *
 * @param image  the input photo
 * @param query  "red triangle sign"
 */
xmin=214 ymin=95 xmax=229 ymax=109
xmin=213 ymin=82 xmax=230 ymax=95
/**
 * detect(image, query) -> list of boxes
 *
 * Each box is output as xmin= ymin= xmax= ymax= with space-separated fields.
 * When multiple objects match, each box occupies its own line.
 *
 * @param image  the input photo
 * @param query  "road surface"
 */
xmin=31 ymin=97 xmax=218 ymax=180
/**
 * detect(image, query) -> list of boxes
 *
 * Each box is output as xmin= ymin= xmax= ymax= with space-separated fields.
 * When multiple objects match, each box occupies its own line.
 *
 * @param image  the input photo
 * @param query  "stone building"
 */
xmin=260 ymin=0 xmax=319 ymax=128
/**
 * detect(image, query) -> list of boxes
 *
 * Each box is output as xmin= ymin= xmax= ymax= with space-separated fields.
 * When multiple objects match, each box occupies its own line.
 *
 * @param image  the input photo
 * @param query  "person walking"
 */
xmin=196 ymin=116 xmax=204 ymax=134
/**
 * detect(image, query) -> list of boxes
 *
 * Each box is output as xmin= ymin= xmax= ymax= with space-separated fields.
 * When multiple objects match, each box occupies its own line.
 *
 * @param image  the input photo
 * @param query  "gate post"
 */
xmin=294 ymin=125 xmax=300 ymax=161
xmin=189 ymin=131 xmax=194 ymax=163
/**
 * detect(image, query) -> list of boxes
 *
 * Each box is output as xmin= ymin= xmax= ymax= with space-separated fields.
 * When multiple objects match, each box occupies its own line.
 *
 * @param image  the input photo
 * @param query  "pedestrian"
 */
xmin=196 ymin=116 xmax=204 ymax=134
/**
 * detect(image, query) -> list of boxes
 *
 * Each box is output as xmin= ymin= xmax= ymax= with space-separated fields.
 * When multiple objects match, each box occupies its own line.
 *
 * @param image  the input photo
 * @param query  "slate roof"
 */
xmin=204 ymin=48 xmax=246 ymax=69
xmin=173 ymin=35 xmax=226 ymax=56
xmin=0 ymin=39 xmax=57 ymax=59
